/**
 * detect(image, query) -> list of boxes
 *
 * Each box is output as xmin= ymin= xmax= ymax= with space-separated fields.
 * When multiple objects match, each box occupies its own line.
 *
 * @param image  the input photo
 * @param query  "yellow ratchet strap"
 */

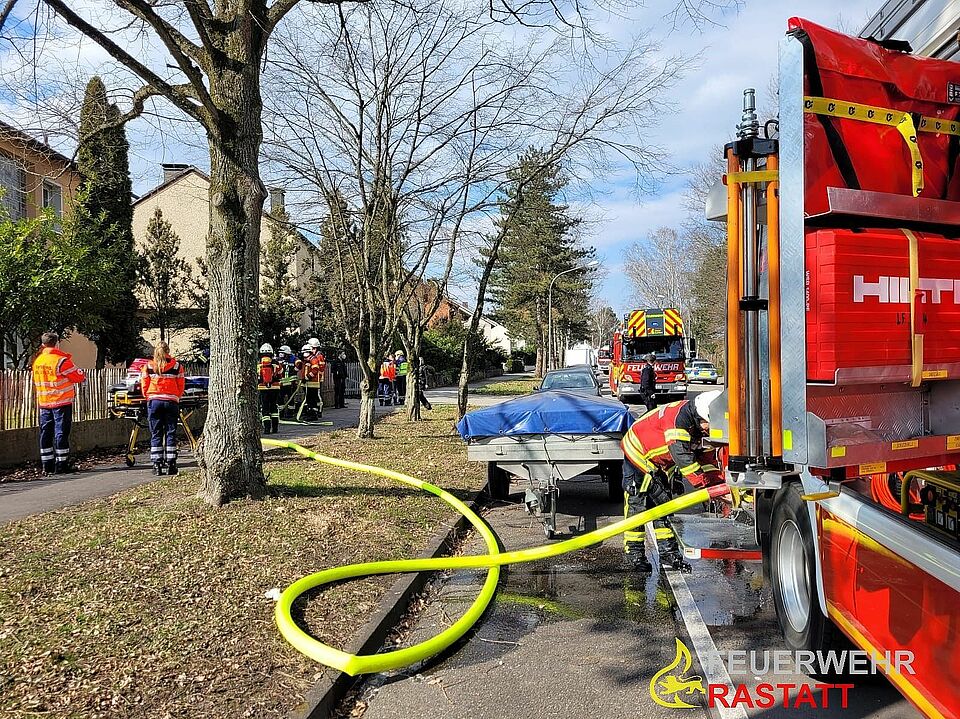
xmin=803 ymin=96 xmax=923 ymax=196
xmin=905 ymin=228 xmax=923 ymax=387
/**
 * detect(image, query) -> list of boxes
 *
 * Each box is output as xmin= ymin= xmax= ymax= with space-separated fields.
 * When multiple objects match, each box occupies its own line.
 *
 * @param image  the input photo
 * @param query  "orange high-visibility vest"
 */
xmin=32 ymin=347 xmax=85 ymax=409
xmin=141 ymin=358 xmax=185 ymax=402
xmin=379 ymin=361 xmax=396 ymax=381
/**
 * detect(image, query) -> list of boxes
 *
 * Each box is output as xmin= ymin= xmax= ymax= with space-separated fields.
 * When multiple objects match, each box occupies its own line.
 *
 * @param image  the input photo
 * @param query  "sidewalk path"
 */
xmin=0 ymin=404 xmax=363 ymax=526
xmin=0 ymin=374 xmax=529 ymax=526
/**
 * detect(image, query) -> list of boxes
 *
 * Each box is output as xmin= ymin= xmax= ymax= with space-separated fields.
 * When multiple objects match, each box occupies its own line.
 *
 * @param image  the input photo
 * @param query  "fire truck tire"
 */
xmin=486 ymin=462 xmax=510 ymax=500
xmin=770 ymin=482 xmax=841 ymax=655
xmin=601 ymin=461 xmax=623 ymax=501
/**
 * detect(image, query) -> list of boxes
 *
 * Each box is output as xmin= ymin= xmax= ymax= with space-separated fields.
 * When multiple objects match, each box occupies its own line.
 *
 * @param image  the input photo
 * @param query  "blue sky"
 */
xmin=2 ymin=0 xmax=882 ymax=316
xmin=581 ymin=0 xmax=880 ymax=314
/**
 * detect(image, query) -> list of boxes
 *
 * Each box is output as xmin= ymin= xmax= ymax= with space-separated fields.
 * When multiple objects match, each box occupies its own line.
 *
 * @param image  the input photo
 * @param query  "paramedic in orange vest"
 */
xmin=378 ymin=355 xmax=396 ymax=406
xmin=32 ymin=332 xmax=86 ymax=474
xmin=141 ymin=341 xmax=185 ymax=476
xmin=621 ymin=389 xmax=723 ymax=572
xmin=258 ymin=343 xmax=282 ymax=434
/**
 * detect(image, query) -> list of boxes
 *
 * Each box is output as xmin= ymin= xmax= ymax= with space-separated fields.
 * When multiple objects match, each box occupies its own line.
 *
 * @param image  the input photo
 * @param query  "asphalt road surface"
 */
xmin=344 ymin=384 xmax=915 ymax=719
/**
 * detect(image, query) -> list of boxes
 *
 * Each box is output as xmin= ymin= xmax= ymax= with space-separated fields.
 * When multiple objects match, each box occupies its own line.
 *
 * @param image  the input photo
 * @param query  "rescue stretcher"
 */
xmin=107 ymin=365 xmax=208 ymax=467
xmin=458 ymin=391 xmax=631 ymax=537
xmin=276 ymin=375 xmax=330 ymax=425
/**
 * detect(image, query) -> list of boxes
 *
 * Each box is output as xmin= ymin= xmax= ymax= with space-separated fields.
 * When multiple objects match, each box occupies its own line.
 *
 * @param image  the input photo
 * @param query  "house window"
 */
xmin=0 ymin=152 xmax=27 ymax=220
xmin=42 ymin=180 xmax=62 ymax=218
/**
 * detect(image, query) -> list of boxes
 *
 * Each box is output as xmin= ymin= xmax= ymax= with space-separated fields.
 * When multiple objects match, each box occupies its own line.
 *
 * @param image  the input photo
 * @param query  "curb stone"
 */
xmin=287 ymin=491 xmax=488 ymax=719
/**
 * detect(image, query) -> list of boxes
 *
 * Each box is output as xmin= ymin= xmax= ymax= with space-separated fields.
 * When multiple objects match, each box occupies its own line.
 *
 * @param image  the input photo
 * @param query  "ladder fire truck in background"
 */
xmin=608 ymin=307 xmax=691 ymax=404
xmin=707 ymin=15 xmax=960 ymax=718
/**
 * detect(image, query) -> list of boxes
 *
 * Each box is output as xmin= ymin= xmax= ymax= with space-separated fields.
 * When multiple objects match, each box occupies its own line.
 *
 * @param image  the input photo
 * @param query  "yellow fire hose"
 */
xmin=263 ymin=438 xmax=730 ymax=676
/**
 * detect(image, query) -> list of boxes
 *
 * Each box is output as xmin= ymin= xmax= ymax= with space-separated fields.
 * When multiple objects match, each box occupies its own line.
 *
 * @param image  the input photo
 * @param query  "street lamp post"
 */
xmin=547 ymin=260 xmax=600 ymax=371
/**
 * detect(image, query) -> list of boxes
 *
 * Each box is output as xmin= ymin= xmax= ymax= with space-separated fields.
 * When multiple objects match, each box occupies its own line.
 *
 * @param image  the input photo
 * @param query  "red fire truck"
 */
xmin=608 ymin=308 xmax=689 ymax=403
xmin=709 ymin=17 xmax=960 ymax=719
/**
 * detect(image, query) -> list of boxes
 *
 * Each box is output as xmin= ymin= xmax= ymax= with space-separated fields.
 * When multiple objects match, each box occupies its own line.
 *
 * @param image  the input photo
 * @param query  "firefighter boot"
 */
xmin=42 ymin=461 xmax=55 ymax=476
xmin=153 ymin=462 xmax=166 ymax=476
xmin=660 ymin=537 xmax=691 ymax=573
xmin=629 ymin=549 xmax=653 ymax=573
xmin=271 ymin=416 xmax=279 ymax=434
xmin=166 ymin=461 xmax=178 ymax=476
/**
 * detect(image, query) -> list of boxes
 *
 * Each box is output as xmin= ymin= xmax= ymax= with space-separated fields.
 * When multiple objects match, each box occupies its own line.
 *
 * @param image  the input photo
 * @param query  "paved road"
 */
xmin=347 ymin=384 xmax=914 ymax=719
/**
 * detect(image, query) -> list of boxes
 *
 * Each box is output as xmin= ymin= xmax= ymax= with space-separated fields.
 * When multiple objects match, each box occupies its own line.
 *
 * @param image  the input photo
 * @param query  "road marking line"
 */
xmin=647 ymin=521 xmax=748 ymax=719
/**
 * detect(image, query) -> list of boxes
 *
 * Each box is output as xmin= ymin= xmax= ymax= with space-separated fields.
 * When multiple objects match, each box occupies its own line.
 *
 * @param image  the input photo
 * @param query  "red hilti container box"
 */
xmin=805 ymin=228 xmax=960 ymax=382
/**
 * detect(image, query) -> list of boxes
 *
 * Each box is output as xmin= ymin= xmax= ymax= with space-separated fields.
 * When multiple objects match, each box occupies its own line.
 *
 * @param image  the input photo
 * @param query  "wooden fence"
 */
xmin=1 ymin=368 xmax=126 ymax=431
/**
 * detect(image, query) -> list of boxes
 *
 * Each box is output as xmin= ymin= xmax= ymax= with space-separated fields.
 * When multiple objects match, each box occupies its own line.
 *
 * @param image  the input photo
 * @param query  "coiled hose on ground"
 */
xmin=262 ymin=438 xmax=730 ymax=676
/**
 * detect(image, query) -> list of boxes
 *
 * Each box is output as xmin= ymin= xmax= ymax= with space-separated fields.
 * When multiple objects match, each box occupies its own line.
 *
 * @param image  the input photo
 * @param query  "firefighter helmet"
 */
xmin=308 ymin=337 xmax=321 ymax=349
xmin=278 ymin=345 xmax=292 ymax=355
xmin=694 ymin=389 xmax=722 ymax=423
xmin=301 ymin=343 xmax=313 ymax=353
xmin=260 ymin=343 xmax=274 ymax=355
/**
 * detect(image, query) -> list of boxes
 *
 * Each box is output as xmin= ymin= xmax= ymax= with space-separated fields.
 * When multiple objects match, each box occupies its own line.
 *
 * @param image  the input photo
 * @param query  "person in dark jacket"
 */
xmin=331 ymin=351 xmax=348 ymax=409
xmin=639 ymin=353 xmax=657 ymax=411
xmin=414 ymin=359 xmax=432 ymax=411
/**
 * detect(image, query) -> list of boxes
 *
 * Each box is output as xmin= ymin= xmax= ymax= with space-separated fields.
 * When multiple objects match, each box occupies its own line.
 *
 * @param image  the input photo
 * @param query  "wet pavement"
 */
xmin=352 ymin=480 xmax=700 ymax=719
xmin=348 ymin=475 xmax=916 ymax=719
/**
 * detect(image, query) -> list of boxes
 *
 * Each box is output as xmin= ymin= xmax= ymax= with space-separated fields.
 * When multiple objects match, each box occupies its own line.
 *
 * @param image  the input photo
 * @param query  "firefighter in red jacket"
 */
xmin=297 ymin=339 xmax=326 ymax=421
xmin=32 ymin=332 xmax=86 ymax=474
xmin=141 ymin=341 xmax=185 ymax=476
xmin=258 ymin=343 xmax=282 ymax=434
xmin=621 ymin=389 xmax=723 ymax=572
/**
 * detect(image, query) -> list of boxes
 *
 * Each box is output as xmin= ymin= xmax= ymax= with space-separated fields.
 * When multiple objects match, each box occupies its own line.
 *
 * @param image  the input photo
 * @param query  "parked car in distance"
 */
xmin=536 ymin=366 xmax=603 ymax=396
xmin=688 ymin=360 xmax=719 ymax=384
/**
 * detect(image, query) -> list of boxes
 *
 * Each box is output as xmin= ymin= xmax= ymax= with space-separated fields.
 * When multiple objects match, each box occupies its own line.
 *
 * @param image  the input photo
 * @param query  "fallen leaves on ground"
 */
xmin=0 ymin=407 xmax=484 ymax=719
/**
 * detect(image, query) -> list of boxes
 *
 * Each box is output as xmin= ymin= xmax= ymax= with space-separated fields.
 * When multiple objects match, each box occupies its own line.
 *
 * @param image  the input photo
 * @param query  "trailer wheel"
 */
xmin=770 ymin=482 xmax=839 ymax=654
xmin=601 ymin=461 xmax=623 ymax=501
xmin=485 ymin=462 xmax=510 ymax=500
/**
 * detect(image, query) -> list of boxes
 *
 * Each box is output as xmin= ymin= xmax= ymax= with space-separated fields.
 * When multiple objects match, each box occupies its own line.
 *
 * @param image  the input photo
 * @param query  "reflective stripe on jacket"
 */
xmin=141 ymin=358 xmax=185 ymax=402
xmin=379 ymin=362 xmax=396 ymax=381
xmin=621 ymin=400 xmax=704 ymax=478
xmin=258 ymin=357 xmax=282 ymax=389
xmin=32 ymin=347 xmax=85 ymax=408
xmin=305 ymin=354 xmax=326 ymax=384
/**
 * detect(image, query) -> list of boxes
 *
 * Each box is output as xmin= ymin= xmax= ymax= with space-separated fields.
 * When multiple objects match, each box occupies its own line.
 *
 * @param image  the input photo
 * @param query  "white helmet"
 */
xmin=260 ymin=343 xmax=274 ymax=355
xmin=308 ymin=337 xmax=321 ymax=349
xmin=694 ymin=389 xmax=722 ymax=423
xmin=278 ymin=345 xmax=292 ymax=355
xmin=301 ymin=343 xmax=312 ymax=353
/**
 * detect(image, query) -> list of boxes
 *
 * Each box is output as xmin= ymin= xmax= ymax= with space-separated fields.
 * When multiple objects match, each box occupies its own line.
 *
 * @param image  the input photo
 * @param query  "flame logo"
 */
xmin=649 ymin=638 xmax=706 ymax=709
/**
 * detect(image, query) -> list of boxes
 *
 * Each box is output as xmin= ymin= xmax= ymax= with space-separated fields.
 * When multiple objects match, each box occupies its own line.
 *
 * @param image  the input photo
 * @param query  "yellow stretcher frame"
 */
xmin=108 ymin=393 xmax=203 ymax=467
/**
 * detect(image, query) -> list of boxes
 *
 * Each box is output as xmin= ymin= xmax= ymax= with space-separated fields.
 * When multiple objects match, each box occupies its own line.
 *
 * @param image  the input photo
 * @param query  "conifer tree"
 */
xmin=487 ymin=148 xmax=592 ymax=376
xmin=137 ymin=208 xmax=194 ymax=344
xmin=74 ymin=76 xmax=139 ymax=366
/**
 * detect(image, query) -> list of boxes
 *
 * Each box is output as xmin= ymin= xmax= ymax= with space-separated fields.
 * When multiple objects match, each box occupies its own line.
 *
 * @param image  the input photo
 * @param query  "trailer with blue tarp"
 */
xmin=457 ymin=390 xmax=633 ymax=537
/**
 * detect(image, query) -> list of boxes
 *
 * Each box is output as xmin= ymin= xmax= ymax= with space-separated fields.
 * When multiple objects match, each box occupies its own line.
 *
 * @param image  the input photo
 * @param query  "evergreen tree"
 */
xmin=486 ymin=148 xmax=592 ymax=376
xmin=137 ymin=208 xmax=194 ymax=343
xmin=74 ymin=76 xmax=139 ymax=366
xmin=259 ymin=207 xmax=306 ymax=345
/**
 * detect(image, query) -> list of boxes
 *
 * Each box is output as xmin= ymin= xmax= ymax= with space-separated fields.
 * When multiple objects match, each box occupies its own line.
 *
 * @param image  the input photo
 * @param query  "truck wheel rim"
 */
xmin=777 ymin=519 xmax=810 ymax=633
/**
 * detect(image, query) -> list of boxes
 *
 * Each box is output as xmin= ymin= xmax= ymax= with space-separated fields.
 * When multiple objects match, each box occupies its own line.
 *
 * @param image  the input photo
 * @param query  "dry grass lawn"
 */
xmin=0 ymin=407 xmax=485 ymax=719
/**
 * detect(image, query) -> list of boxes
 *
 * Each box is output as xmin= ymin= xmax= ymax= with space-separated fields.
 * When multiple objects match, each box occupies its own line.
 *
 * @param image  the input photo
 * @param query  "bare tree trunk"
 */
xmin=357 ymin=367 xmax=377 ymax=438
xmin=404 ymin=331 xmax=422 ymax=421
xmin=199 ymin=69 xmax=266 ymax=506
xmin=456 ymin=353 xmax=471 ymax=420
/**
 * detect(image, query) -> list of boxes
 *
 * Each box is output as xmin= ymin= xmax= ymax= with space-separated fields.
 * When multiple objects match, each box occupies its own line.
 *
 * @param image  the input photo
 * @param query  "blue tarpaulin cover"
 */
xmin=457 ymin=390 xmax=633 ymax=439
